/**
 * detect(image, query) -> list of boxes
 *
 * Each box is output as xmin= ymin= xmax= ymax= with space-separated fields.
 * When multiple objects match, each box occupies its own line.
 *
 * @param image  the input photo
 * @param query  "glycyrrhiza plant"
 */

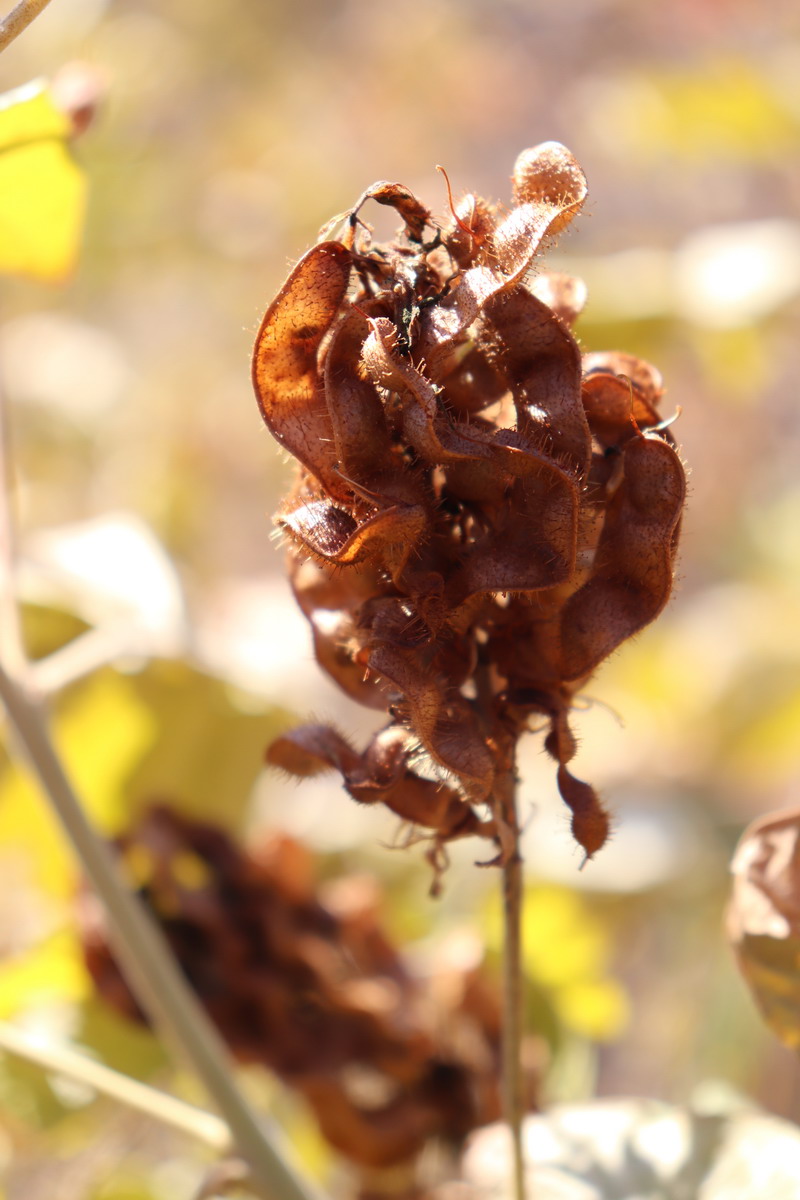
xmin=252 ymin=141 xmax=686 ymax=1198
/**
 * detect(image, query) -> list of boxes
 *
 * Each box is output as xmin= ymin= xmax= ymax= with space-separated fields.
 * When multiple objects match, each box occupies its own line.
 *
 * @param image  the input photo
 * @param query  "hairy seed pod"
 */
xmin=254 ymin=145 xmax=686 ymax=876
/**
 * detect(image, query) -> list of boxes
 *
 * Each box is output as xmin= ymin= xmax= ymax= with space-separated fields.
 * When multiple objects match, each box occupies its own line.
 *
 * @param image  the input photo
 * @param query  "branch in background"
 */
xmin=29 ymin=624 xmax=144 ymax=696
xmin=0 ymin=665 xmax=323 ymax=1200
xmin=0 ymin=333 xmax=319 ymax=1200
xmin=0 ymin=371 xmax=28 ymax=686
xmin=0 ymin=0 xmax=55 ymax=53
xmin=0 ymin=1021 xmax=230 ymax=1153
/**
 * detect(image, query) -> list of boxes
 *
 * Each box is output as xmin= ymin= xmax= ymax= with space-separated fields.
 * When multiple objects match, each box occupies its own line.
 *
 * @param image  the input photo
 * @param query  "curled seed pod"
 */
xmin=559 ymin=431 xmax=686 ymax=683
xmin=253 ymin=145 xmax=686 ymax=875
xmin=80 ymin=806 xmax=510 ymax=1168
xmin=252 ymin=242 xmax=352 ymax=501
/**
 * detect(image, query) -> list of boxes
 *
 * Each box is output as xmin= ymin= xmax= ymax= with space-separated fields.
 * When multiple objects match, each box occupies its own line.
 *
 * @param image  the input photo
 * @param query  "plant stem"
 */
xmin=0 ymin=664 xmax=322 ymax=1200
xmin=0 ymin=0 xmax=55 ymax=53
xmin=475 ymin=653 xmax=528 ymax=1200
xmin=0 ymin=371 xmax=28 ymax=686
xmin=0 ymin=1021 xmax=230 ymax=1152
xmin=0 ymin=331 xmax=319 ymax=1200
xmin=30 ymin=624 xmax=142 ymax=695
xmin=498 ymin=764 xmax=527 ymax=1200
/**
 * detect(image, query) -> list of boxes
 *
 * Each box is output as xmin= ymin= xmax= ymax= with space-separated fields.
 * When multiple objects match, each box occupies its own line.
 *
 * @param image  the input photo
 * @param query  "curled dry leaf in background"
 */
xmin=255 ymin=142 xmax=685 ymax=880
xmin=81 ymin=806 xmax=525 ymax=1169
xmin=728 ymin=807 xmax=800 ymax=1050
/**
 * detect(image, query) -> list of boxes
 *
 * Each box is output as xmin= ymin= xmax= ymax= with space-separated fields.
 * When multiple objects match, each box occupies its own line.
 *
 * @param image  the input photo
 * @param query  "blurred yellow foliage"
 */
xmin=553 ymin=978 xmax=629 ymax=1043
xmin=484 ymin=885 xmax=629 ymax=1042
xmin=653 ymin=60 xmax=797 ymax=159
xmin=0 ymin=82 xmax=86 ymax=282
xmin=0 ymin=929 xmax=89 ymax=1020
xmin=603 ymin=59 xmax=798 ymax=163
xmin=92 ymin=1175 xmax=160 ymax=1200
xmin=274 ymin=1097 xmax=333 ymax=1185
xmin=0 ymin=671 xmax=156 ymax=900
xmin=0 ymin=674 xmax=154 ymax=1023
xmin=689 ymin=327 xmax=771 ymax=405
xmin=124 ymin=660 xmax=284 ymax=832
xmin=728 ymin=687 xmax=800 ymax=788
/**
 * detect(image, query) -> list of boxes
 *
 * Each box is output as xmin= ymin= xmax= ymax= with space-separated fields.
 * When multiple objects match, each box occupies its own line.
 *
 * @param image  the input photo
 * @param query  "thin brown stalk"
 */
xmin=497 ymin=763 xmax=527 ymax=1200
xmin=476 ymin=650 xmax=527 ymax=1200
xmin=0 ymin=0 xmax=55 ymax=52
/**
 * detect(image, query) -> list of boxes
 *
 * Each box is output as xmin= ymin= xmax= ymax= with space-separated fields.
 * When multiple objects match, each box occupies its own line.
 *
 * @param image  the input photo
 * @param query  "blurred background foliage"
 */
xmin=1 ymin=0 xmax=800 ymax=1196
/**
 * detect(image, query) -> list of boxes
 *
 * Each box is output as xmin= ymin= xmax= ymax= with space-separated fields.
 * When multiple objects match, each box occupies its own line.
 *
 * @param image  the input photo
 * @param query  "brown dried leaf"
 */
xmin=280 ymin=492 xmax=428 ymax=582
xmin=349 ymin=179 xmax=432 ymax=243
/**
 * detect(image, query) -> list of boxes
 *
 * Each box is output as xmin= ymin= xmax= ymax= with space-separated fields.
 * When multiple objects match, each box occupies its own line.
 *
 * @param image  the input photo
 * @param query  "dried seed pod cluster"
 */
xmin=81 ymin=806 xmax=511 ymax=1168
xmin=254 ymin=143 xmax=685 ymax=873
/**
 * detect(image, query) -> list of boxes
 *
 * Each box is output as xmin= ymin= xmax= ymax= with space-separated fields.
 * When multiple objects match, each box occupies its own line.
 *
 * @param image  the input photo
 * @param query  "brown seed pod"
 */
xmin=253 ymin=144 xmax=686 ymax=874
xmin=81 ymin=806 xmax=511 ymax=1167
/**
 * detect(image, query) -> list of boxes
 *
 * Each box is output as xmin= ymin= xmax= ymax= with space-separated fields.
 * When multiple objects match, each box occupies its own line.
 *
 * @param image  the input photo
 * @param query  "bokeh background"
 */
xmin=1 ymin=0 xmax=800 ymax=1196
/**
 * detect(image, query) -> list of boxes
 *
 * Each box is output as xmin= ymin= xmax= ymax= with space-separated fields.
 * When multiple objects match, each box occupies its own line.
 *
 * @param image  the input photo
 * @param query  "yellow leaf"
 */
xmin=0 ymin=929 xmax=90 ymax=1019
xmin=0 ymin=81 xmax=87 ymax=282
xmin=728 ymin=687 xmax=800 ymax=788
xmin=93 ymin=1174 xmax=160 ymax=1200
xmin=0 ymin=671 xmax=157 ymax=899
xmin=554 ymin=977 xmax=630 ymax=1042
xmin=483 ymin=885 xmax=629 ymax=1042
xmin=519 ymin=887 xmax=608 ymax=988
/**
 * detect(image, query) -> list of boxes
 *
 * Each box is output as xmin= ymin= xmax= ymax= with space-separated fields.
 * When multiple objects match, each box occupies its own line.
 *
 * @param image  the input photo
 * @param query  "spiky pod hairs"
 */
xmin=253 ymin=142 xmax=685 ymax=879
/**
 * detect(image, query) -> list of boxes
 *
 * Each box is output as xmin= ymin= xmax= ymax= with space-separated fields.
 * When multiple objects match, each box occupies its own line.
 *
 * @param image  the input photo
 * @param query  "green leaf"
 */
xmin=76 ymin=998 xmax=165 ymax=1083
xmin=0 ymin=670 xmax=157 ymax=901
xmin=0 ymin=929 xmax=89 ymax=1020
xmin=91 ymin=1174 xmax=161 ymax=1200
xmin=0 ymin=81 xmax=87 ymax=282
xmin=19 ymin=602 xmax=91 ymax=663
